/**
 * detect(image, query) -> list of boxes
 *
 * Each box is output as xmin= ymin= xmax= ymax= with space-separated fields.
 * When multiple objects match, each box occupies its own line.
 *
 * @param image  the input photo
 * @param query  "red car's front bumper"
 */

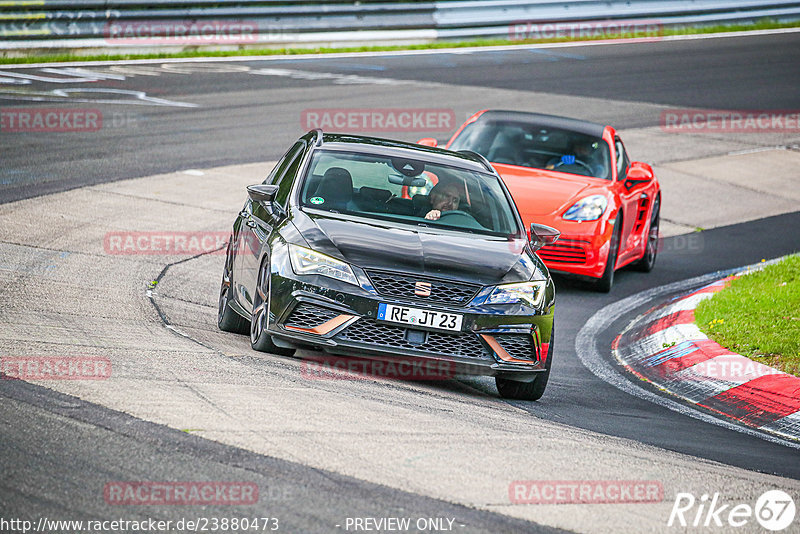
xmin=532 ymin=218 xmax=615 ymax=280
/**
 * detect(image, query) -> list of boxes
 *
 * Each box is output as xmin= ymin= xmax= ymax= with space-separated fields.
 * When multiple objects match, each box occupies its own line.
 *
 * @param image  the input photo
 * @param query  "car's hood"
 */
xmin=291 ymin=210 xmax=541 ymax=286
xmin=493 ymin=163 xmax=601 ymax=217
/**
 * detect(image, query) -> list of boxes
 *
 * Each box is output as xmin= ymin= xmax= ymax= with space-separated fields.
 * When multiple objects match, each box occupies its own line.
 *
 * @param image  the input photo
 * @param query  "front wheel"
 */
xmin=496 ymin=325 xmax=554 ymax=401
xmin=250 ymin=259 xmax=295 ymax=356
xmin=593 ymin=215 xmax=621 ymax=293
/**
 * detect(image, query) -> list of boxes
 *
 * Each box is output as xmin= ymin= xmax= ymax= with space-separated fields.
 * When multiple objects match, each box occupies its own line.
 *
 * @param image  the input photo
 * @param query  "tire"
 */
xmin=250 ymin=258 xmax=295 ymax=356
xmin=218 ymin=239 xmax=249 ymax=334
xmin=632 ymin=196 xmax=660 ymax=272
xmin=496 ymin=325 xmax=554 ymax=401
xmin=593 ymin=214 xmax=621 ymax=293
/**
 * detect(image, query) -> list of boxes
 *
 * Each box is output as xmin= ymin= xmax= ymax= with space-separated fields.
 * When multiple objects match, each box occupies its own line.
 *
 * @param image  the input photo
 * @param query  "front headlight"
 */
xmin=288 ymin=244 xmax=358 ymax=286
xmin=485 ymin=281 xmax=547 ymax=308
xmin=563 ymin=194 xmax=608 ymax=221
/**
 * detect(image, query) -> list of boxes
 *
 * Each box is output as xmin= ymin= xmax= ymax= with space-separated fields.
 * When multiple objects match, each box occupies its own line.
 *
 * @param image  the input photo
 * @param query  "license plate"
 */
xmin=377 ymin=303 xmax=463 ymax=332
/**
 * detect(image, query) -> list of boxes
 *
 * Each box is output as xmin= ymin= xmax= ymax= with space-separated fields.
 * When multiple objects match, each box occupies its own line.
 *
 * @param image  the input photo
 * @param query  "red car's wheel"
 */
xmin=633 ymin=196 xmax=660 ymax=272
xmin=593 ymin=215 xmax=621 ymax=293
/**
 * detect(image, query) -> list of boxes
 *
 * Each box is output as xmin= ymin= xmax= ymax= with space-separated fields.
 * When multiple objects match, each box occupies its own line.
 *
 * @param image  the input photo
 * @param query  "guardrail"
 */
xmin=1 ymin=0 xmax=799 ymax=55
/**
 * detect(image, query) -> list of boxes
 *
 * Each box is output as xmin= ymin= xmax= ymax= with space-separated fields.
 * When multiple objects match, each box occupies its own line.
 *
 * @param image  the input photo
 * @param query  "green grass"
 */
xmin=695 ymin=254 xmax=800 ymax=377
xmin=1 ymin=19 xmax=798 ymax=64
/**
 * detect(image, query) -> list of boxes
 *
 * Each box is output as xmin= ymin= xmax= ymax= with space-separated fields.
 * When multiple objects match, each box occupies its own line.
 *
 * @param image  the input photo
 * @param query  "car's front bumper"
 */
xmin=532 ymin=217 xmax=614 ymax=279
xmin=266 ymin=262 xmax=554 ymax=381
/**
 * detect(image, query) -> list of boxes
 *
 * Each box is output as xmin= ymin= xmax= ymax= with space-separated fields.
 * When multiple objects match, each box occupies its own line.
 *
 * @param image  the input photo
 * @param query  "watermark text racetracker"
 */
xmin=104 ymin=231 xmax=232 ymax=256
xmin=104 ymin=481 xmax=258 ymax=506
xmin=105 ymin=20 xmax=260 ymax=45
xmin=1 ymin=356 xmax=111 ymax=380
xmin=301 ymin=109 xmax=456 ymax=133
xmin=509 ymin=480 xmax=663 ymax=504
xmin=1 ymin=108 xmax=141 ymax=133
xmin=661 ymin=109 xmax=800 ymax=133
xmin=301 ymin=355 xmax=457 ymax=381
xmin=509 ymin=19 xmax=663 ymax=41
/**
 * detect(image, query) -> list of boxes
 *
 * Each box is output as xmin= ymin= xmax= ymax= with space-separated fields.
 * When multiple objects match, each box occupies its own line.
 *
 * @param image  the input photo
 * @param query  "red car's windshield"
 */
xmin=449 ymin=120 xmax=612 ymax=180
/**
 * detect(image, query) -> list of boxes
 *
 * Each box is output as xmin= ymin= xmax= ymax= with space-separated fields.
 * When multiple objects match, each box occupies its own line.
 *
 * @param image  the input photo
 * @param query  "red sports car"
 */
xmin=419 ymin=110 xmax=661 ymax=291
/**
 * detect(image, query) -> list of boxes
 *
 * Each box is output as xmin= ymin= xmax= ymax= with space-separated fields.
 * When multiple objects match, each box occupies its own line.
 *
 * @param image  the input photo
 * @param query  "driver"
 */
xmin=547 ymin=140 xmax=604 ymax=177
xmin=422 ymin=181 xmax=461 ymax=221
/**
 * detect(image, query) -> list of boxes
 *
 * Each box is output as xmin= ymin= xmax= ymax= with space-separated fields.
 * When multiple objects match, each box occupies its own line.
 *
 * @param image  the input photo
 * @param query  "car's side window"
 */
xmin=615 ymin=138 xmax=630 ymax=179
xmin=274 ymin=146 xmax=305 ymax=209
xmin=265 ymin=142 xmax=304 ymax=186
xmin=250 ymin=142 xmax=304 ymax=222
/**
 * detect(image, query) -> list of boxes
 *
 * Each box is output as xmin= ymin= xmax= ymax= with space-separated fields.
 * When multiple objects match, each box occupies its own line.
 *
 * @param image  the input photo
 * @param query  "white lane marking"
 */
xmin=108 ymin=65 xmax=166 ymax=76
xmin=249 ymin=67 xmax=419 ymax=85
xmin=575 ymin=262 xmax=800 ymax=450
xmin=0 ymin=76 xmax=30 ymax=85
xmin=40 ymin=67 xmax=127 ymax=81
xmin=0 ymin=69 xmax=101 ymax=83
xmin=183 ymin=169 xmax=205 ymax=176
xmin=0 ymin=87 xmax=198 ymax=107
xmin=0 ymin=62 xmax=422 ymax=90
xmin=160 ymin=63 xmax=252 ymax=74
xmin=50 ymin=88 xmax=198 ymax=107
xmin=2 ymin=27 xmax=799 ymax=70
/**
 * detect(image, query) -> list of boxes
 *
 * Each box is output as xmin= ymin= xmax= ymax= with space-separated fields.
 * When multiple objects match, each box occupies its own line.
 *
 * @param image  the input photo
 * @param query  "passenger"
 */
xmin=421 ymin=181 xmax=462 ymax=221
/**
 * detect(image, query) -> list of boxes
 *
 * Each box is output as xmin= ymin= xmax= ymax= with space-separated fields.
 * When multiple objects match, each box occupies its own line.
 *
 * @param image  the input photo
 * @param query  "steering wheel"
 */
xmin=552 ymin=158 xmax=593 ymax=174
xmin=435 ymin=210 xmax=487 ymax=230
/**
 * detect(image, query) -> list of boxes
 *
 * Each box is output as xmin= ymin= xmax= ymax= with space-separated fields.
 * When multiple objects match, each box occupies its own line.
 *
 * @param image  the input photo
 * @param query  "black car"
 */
xmin=217 ymin=130 xmax=559 ymax=400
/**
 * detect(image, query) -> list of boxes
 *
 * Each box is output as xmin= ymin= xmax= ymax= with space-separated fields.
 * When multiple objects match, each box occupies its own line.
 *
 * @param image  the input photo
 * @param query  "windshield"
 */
xmin=299 ymin=149 xmax=521 ymax=237
xmin=449 ymin=119 xmax=612 ymax=180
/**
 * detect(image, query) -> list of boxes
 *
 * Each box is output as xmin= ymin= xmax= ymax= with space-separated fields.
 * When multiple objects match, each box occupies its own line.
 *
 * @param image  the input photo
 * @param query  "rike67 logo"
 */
xmin=668 ymin=490 xmax=796 ymax=531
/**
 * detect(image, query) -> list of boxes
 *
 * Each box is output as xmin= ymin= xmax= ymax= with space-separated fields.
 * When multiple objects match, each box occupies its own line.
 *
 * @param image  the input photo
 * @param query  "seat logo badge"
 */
xmin=414 ymin=281 xmax=432 ymax=297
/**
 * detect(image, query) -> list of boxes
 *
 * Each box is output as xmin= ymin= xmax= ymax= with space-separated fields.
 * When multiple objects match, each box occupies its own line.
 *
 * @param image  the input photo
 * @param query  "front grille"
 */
xmin=494 ymin=333 xmax=536 ymax=362
xmin=538 ymin=241 xmax=588 ymax=264
xmin=366 ymin=270 xmax=480 ymax=306
xmin=336 ymin=319 xmax=490 ymax=360
xmin=285 ymin=303 xmax=340 ymax=330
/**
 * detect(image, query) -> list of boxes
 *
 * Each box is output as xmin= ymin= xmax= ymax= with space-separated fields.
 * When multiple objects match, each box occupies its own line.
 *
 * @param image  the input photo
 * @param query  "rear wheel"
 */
xmin=250 ymin=259 xmax=295 ymax=356
xmin=593 ymin=215 xmax=621 ymax=293
xmin=218 ymin=238 xmax=249 ymax=334
xmin=496 ymin=326 xmax=554 ymax=401
xmin=633 ymin=196 xmax=660 ymax=272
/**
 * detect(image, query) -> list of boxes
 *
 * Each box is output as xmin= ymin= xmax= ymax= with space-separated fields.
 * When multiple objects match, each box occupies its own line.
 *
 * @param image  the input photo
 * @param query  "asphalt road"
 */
xmin=1 ymin=31 xmax=799 ymax=533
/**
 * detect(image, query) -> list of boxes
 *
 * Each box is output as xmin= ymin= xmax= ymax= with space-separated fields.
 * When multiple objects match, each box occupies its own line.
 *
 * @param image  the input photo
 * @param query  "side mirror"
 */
xmin=417 ymin=138 xmax=438 ymax=147
xmin=530 ymin=223 xmax=560 ymax=252
xmin=623 ymin=162 xmax=654 ymax=191
xmin=247 ymin=184 xmax=279 ymax=204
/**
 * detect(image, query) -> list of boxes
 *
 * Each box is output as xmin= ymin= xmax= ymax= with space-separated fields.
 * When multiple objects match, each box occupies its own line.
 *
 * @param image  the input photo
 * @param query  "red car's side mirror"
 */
xmin=417 ymin=138 xmax=438 ymax=147
xmin=529 ymin=223 xmax=560 ymax=252
xmin=623 ymin=162 xmax=654 ymax=191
